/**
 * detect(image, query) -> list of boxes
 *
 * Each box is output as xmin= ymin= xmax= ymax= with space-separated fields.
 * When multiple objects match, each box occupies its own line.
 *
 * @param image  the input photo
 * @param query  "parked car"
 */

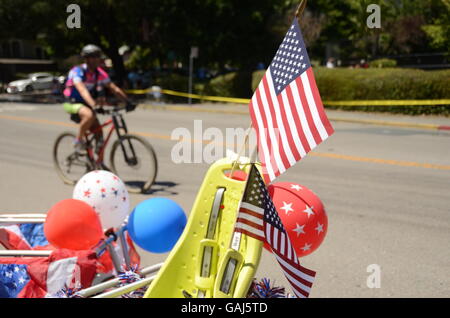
xmin=6 ymin=73 xmax=65 ymax=94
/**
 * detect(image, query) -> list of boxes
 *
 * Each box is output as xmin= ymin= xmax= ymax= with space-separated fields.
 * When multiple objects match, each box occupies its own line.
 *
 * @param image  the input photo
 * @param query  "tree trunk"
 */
xmin=107 ymin=46 xmax=126 ymax=87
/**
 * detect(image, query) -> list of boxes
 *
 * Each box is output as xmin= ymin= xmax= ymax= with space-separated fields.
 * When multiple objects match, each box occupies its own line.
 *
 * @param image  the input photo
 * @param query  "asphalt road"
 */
xmin=1 ymin=102 xmax=449 ymax=298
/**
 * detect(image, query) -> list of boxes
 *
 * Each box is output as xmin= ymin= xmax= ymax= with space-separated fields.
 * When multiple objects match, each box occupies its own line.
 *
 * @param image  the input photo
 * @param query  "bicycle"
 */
xmin=53 ymin=103 xmax=158 ymax=193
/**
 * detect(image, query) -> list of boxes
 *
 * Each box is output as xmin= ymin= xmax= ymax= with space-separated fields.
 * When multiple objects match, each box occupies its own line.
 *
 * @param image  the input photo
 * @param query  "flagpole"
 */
xmin=295 ymin=0 xmax=308 ymax=20
xmin=229 ymin=123 xmax=253 ymax=178
xmin=230 ymin=0 xmax=308 ymax=178
xmin=215 ymin=0 xmax=311 ymax=297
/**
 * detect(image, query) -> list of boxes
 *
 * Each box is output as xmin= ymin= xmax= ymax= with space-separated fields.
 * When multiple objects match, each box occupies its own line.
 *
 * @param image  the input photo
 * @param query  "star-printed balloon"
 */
xmin=73 ymin=170 xmax=130 ymax=230
xmin=266 ymin=182 xmax=328 ymax=257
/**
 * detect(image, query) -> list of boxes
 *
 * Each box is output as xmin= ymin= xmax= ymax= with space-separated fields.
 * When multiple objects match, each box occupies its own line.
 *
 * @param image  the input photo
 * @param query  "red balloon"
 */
xmin=264 ymin=183 xmax=328 ymax=257
xmin=44 ymin=199 xmax=104 ymax=250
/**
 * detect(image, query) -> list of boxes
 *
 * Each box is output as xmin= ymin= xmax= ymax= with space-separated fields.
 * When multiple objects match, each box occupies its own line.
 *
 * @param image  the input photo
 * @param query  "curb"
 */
xmin=139 ymin=104 xmax=450 ymax=131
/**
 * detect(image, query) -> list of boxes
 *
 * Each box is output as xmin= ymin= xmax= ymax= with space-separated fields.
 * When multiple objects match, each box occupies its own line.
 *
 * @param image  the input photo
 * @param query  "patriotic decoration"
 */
xmin=73 ymin=170 xmax=130 ymax=230
xmin=267 ymin=182 xmax=328 ymax=257
xmin=117 ymin=265 xmax=146 ymax=298
xmin=249 ymin=18 xmax=334 ymax=183
xmin=235 ymin=165 xmax=316 ymax=298
xmin=0 ymin=223 xmax=49 ymax=250
xmin=0 ymin=249 xmax=97 ymax=298
xmin=247 ymin=278 xmax=286 ymax=298
xmin=0 ymin=222 xmax=140 ymax=276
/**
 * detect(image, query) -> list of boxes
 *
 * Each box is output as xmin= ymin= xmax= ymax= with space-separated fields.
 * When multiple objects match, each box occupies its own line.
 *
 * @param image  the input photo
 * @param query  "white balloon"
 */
xmin=73 ymin=170 xmax=130 ymax=230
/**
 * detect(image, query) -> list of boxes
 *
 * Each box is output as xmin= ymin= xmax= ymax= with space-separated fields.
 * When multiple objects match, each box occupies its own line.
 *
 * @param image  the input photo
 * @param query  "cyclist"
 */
xmin=63 ymin=44 xmax=130 ymax=154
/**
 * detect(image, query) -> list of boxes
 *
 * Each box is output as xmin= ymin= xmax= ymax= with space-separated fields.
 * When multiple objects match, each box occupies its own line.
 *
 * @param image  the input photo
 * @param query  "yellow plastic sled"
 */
xmin=144 ymin=158 xmax=263 ymax=298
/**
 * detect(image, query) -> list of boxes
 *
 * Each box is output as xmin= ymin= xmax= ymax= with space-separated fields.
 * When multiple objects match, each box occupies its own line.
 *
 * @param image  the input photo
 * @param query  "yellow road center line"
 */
xmin=1 ymin=114 xmax=449 ymax=171
xmin=0 ymin=114 xmax=77 ymax=128
xmin=309 ymin=152 xmax=450 ymax=170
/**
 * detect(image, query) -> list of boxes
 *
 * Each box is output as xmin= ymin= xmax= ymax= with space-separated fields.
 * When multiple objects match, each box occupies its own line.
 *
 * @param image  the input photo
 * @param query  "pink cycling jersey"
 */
xmin=64 ymin=63 xmax=111 ymax=104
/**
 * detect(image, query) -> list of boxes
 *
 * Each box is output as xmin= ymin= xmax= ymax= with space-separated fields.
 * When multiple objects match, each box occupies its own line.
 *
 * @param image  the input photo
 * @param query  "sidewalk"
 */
xmin=140 ymin=102 xmax=450 ymax=131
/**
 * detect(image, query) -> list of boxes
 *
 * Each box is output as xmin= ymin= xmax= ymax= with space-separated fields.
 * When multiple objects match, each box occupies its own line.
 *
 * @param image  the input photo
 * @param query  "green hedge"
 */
xmin=203 ymin=71 xmax=253 ymax=99
xmin=369 ymin=58 xmax=397 ymax=68
xmin=248 ymin=68 xmax=450 ymax=115
xmin=153 ymin=68 xmax=450 ymax=115
xmin=154 ymin=73 xmax=204 ymax=103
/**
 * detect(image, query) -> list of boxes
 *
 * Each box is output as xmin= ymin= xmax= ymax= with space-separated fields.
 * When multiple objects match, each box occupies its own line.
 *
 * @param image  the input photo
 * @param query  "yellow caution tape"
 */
xmin=126 ymin=88 xmax=250 ymax=104
xmin=126 ymin=88 xmax=450 ymax=107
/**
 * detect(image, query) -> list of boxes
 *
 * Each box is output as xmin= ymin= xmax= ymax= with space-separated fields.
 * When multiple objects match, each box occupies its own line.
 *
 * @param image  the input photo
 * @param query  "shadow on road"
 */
xmin=142 ymin=181 xmax=179 ymax=196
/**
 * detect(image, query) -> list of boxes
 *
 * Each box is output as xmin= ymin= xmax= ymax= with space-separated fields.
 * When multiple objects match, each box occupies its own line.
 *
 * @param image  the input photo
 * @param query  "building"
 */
xmin=0 ymin=39 xmax=57 ymax=83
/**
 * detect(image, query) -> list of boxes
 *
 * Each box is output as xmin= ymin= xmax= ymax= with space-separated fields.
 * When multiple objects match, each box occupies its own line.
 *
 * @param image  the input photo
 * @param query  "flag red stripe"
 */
xmin=306 ymin=68 xmax=334 ymax=136
xmin=249 ymin=99 xmax=273 ymax=183
xmin=279 ymin=251 xmax=317 ymax=278
xmin=273 ymin=252 xmax=312 ymax=297
xmin=261 ymin=76 xmax=292 ymax=170
xmin=285 ymin=275 xmax=310 ymax=298
xmin=238 ymin=207 xmax=264 ymax=219
xmin=295 ymin=76 xmax=322 ymax=145
xmin=235 ymin=217 xmax=264 ymax=231
xmin=275 ymin=255 xmax=314 ymax=288
xmin=285 ymin=84 xmax=311 ymax=154
xmin=276 ymin=93 xmax=301 ymax=161
xmin=235 ymin=228 xmax=265 ymax=241
xmin=254 ymin=80 xmax=280 ymax=178
xmin=271 ymin=227 xmax=280 ymax=251
xmin=272 ymin=230 xmax=296 ymax=262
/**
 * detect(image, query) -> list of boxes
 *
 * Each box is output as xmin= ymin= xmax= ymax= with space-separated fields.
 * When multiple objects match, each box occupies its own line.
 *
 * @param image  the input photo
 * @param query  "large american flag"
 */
xmin=249 ymin=18 xmax=334 ymax=183
xmin=235 ymin=164 xmax=316 ymax=298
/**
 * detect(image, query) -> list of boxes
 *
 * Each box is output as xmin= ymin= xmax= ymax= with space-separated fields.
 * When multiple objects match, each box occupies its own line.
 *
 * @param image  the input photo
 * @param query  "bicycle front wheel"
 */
xmin=110 ymin=134 xmax=158 ymax=193
xmin=53 ymin=132 xmax=93 ymax=185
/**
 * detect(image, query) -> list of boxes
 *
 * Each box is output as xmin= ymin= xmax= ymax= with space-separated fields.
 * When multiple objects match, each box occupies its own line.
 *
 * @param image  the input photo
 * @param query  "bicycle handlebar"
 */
xmin=95 ymin=103 xmax=136 ymax=115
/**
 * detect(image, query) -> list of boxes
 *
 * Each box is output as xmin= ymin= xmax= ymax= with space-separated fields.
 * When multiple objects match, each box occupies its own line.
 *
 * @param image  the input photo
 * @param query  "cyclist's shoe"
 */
xmin=73 ymin=140 xmax=87 ymax=155
xmin=98 ymin=162 xmax=111 ymax=171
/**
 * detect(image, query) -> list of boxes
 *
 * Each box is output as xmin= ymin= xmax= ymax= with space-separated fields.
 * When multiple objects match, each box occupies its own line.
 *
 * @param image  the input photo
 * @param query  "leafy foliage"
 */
xmin=0 ymin=0 xmax=448 ymax=85
xmin=217 ymin=68 xmax=450 ymax=115
xmin=369 ymin=58 xmax=397 ymax=68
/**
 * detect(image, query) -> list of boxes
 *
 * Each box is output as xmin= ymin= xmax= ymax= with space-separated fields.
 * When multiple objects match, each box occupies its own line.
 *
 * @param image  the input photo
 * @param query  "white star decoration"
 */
xmin=315 ymin=223 xmax=324 ymax=234
xmin=301 ymin=243 xmax=312 ymax=251
xmin=292 ymin=223 xmax=305 ymax=237
xmin=303 ymin=206 xmax=315 ymax=218
xmin=280 ymin=201 xmax=294 ymax=215
xmin=290 ymin=184 xmax=302 ymax=191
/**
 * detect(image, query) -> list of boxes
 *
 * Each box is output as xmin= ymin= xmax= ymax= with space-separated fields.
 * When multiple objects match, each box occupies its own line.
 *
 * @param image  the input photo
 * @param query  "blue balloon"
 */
xmin=127 ymin=198 xmax=187 ymax=253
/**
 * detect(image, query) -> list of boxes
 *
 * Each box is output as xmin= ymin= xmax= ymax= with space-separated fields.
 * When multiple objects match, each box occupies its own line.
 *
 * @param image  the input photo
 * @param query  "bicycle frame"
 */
xmin=85 ymin=110 xmax=133 ymax=166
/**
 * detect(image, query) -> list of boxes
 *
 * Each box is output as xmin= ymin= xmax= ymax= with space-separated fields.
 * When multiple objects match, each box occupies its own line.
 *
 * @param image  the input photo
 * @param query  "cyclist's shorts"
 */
xmin=63 ymin=102 xmax=85 ymax=114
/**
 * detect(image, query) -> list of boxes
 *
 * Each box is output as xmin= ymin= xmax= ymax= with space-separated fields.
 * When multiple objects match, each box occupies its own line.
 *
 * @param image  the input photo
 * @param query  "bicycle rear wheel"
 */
xmin=110 ymin=134 xmax=158 ymax=193
xmin=53 ymin=132 xmax=93 ymax=185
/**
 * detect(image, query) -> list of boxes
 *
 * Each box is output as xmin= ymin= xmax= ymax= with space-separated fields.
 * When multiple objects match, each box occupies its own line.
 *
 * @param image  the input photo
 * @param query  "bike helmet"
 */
xmin=81 ymin=44 xmax=102 ymax=57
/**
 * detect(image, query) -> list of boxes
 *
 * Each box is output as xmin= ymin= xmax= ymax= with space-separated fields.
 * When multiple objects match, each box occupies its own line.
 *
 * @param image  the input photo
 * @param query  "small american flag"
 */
xmin=249 ymin=18 xmax=334 ymax=183
xmin=235 ymin=164 xmax=316 ymax=298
